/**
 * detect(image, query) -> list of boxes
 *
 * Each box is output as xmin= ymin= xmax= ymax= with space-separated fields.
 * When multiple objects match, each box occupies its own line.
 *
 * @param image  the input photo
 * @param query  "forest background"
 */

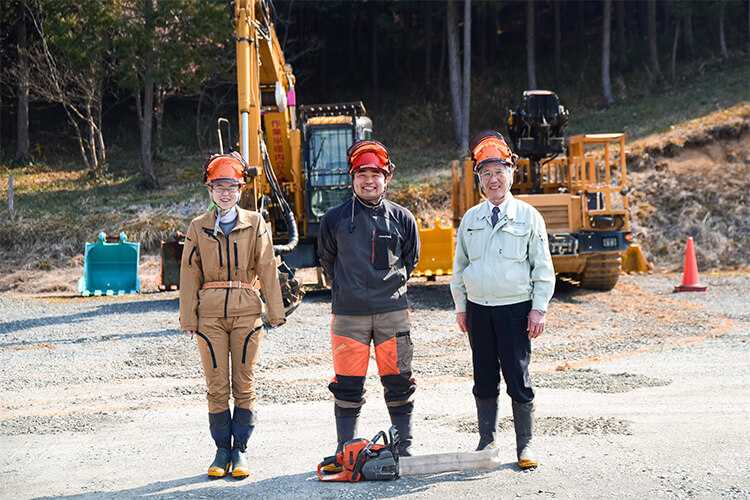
xmin=0 ymin=0 xmax=748 ymax=285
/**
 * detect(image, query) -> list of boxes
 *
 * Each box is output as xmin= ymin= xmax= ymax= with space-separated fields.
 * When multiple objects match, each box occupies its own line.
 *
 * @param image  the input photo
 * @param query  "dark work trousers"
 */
xmin=465 ymin=300 xmax=534 ymax=403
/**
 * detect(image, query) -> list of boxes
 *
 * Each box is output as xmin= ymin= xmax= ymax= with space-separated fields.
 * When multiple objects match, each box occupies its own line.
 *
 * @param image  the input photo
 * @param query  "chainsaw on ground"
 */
xmin=317 ymin=426 xmax=400 ymax=481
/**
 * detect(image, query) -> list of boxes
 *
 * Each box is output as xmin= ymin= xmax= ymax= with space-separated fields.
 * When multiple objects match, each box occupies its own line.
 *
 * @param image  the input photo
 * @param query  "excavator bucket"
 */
xmin=78 ymin=232 xmax=141 ymax=296
xmin=413 ymin=219 xmax=454 ymax=280
xmin=621 ymin=243 xmax=652 ymax=273
xmin=159 ymin=233 xmax=185 ymax=290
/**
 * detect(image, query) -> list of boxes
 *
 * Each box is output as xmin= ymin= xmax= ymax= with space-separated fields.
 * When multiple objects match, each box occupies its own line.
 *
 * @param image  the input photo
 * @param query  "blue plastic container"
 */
xmin=78 ymin=232 xmax=141 ymax=296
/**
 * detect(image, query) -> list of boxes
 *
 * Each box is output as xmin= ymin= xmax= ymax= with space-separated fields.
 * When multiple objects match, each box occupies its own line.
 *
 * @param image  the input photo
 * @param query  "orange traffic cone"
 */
xmin=674 ymin=237 xmax=707 ymax=292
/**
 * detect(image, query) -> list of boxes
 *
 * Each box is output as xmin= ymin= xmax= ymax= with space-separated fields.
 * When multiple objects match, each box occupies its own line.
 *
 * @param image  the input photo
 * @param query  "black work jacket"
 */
xmin=317 ymin=197 xmax=420 ymax=315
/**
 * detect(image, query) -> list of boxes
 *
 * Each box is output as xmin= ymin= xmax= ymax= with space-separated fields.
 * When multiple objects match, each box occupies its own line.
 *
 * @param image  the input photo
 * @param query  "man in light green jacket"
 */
xmin=450 ymin=130 xmax=555 ymax=470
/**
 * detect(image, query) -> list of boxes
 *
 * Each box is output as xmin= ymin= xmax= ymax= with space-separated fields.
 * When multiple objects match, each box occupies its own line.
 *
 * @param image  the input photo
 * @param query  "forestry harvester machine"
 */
xmin=453 ymin=90 xmax=649 ymax=290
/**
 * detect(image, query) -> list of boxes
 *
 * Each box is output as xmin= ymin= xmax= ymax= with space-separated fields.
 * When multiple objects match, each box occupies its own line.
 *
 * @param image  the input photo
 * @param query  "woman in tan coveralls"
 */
xmin=179 ymin=152 xmax=285 ymax=479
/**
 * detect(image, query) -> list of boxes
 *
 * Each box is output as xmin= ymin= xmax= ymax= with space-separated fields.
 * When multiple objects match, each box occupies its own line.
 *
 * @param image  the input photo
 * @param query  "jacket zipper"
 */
xmin=371 ymin=229 xmax=375 ymax=264
xmin=234 ymin=242 xmax=238 ymax=268
xmin=224 ymin=233 xmax=231 ymax=319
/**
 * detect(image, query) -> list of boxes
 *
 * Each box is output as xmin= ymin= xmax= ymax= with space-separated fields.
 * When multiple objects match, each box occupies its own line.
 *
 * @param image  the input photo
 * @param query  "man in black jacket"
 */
xmin=317 ymin=140 xmax=420 ymax=464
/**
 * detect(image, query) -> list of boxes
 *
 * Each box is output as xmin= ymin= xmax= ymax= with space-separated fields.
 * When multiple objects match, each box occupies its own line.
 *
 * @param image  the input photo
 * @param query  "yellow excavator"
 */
xmin=160 ymin=0 xmax=373 ymax=313
xmin=161 ymin=3 xmax=647 ymax=306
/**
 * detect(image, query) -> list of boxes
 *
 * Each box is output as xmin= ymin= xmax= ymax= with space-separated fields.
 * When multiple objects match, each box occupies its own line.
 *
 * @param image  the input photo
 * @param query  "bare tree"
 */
xmin=684 ymin=11 xmax=695 ymax=59
xmin=423 ymin=0 xmax=433 ymax=89
xmin=554 ymin=1 xmax=561 ymax=86
xmin=461 ymin=0 xmax=470 ymax=149
xmin=718 ymin=6 xmax=729 ymax=59
xmin=616 ymin=0 xmax=627 ymax=71
xmin=118 ymin=0 xmax=158 ymax=188
xmin=15 ymin=2 xmax=30 ymax=163
xmin=24 ymin=1 xmax=110 ymax=178
xmin=602 ymin=0 xmax=615 ymax=107
xmin=526 ymin=0 xmax=536 ymax=89
xmin=446 ymin=0 xmax=471 ymax=150
xmin=647 ymin=0 xmax=663 ymax=81
xmin=136 ymin=0 xmax=157 ymax=188
xmin=671 ymin=18 xmax=680 ymax=83
xmin=370 ymin=2 xmax=378 ymax=94
xmin=446 ymin=0 xmax=462 ymax=145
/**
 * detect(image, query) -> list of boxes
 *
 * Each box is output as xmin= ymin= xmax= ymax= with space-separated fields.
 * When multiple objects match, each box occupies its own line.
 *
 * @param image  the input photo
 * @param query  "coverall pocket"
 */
xmin=373 ymin=231 xmax=397 ymax=270
xmin=194 ymin=332 xmax=217 ymax=369
xmin=395 ymin=331 xmax=413 ymax=373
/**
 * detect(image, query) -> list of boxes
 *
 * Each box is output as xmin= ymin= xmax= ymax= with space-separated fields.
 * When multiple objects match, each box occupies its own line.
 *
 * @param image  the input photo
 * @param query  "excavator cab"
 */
xmin=280 ymin=102 xmax=372 ymax=269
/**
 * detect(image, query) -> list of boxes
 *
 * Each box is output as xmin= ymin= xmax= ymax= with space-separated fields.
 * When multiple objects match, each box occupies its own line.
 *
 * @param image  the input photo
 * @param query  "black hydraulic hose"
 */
xmin=259 ymin=139 xmax=299 ymax=256
xmin=273 ymin=208 xmax=298 ymax=256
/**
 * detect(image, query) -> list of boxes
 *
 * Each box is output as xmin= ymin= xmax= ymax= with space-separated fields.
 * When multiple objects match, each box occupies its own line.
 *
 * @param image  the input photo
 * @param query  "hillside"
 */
xmin=0 ymin=103 xmax=748 ymax=294
xmin=391 ymin=103 xmax=750 ymax=272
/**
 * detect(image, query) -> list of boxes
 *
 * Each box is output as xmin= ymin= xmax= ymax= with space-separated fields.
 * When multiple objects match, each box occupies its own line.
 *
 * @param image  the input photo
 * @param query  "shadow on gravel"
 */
xmin=0 ymin=329 xmax=180 ymax=349
xmin=241 ymin=465 xmax=517 ymax=499
xmin=0 ymin=298 xmax=178 ymax=336
xmin=31 ymin=463 xmax=519 ymax=498
xmin=34 ymin=474 xmax=208 ymax=499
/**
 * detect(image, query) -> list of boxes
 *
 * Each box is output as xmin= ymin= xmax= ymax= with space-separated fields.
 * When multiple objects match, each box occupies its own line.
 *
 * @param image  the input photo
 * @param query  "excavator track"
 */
xmin=579 ymin=252 xmax=622 ymax=291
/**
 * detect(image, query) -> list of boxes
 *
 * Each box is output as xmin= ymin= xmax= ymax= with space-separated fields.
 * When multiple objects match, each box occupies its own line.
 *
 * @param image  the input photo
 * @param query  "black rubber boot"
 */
xmin=512 ymin=400 xmax=538 ymax=469
xmin=388 ymin=404 xmax=414 ymax=457
xmin=231 ymin=407 xmax=256 ymax=479
xmin=333 ymin=405 xmax=360 ymax=453
xmin=207 ymin=410 xmax=232 ymax=478
xmin=475 ymin=397 xmax=498 ymax=451
xmin=321 ymin=406 xmax=360 ymax=473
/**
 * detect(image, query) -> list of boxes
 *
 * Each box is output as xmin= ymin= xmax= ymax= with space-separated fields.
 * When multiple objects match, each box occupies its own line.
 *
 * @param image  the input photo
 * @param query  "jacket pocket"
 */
xmin=499 ymin=225 xmax=531 ymax=260
xmin=232 ymin=232 xmax=253 ymax=272
xmin=372 ymin=231 xmax=397 ymax=270
xmin=466 ymin=226 xmax=485 ymax=261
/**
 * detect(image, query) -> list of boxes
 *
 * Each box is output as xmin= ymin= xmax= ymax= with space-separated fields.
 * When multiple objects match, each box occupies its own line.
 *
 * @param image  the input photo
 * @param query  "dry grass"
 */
xmin=626 ymin=104 xmax=750 ymax=270
xmin=1 ymin=103 xmax=748 ymax=294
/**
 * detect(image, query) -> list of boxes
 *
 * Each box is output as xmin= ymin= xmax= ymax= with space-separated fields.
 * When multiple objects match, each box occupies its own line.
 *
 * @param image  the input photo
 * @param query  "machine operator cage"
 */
xmin=300 ymin=102 xmax=372 ymax=234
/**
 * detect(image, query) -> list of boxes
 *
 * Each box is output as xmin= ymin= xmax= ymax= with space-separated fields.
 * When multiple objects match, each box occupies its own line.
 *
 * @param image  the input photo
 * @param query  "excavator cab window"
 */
xmin=306 ymin=126 xmax=353 ymax=220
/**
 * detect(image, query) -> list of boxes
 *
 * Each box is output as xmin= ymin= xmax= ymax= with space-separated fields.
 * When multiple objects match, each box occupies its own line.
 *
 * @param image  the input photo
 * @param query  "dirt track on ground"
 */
xmin=1 ymin=272 xmax=748 ymax=499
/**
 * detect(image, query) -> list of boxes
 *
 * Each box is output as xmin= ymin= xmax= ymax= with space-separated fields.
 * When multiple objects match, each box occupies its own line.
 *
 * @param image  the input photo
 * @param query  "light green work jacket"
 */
xmin=450 ymin=194 xmax=555 ymax=313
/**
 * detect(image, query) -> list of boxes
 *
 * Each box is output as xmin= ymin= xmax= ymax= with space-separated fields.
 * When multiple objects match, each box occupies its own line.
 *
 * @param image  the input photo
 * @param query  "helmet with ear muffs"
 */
xmin=469 ymin=130 xmax=518 ymax=172
xmin=203 ymin=151 xmax=249 ymax=185
xmin=346 ymin=140 xmax=395 ymax=179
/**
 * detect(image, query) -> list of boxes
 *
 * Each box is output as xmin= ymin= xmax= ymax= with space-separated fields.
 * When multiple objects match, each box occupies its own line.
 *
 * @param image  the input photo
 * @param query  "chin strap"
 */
xmin=212 ymin=204 xmax=239 ymax=236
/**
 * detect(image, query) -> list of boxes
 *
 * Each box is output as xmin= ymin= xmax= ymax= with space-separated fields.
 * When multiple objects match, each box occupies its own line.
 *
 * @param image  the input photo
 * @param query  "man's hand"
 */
xmin=185 ymin=330 xmax=196 ymax=337
xmin=456 ymin=312 xmax=467 ymax=333
xmin=527 ymin=310 xmax=545 ymax=339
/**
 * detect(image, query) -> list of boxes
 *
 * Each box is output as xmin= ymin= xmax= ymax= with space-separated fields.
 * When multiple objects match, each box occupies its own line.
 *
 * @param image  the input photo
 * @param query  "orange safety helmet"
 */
xmin=346 ymin=140 xmax=395 ymax=178
xmin=202 ymin=151 xmax=249 ymax=185
xmin=469 ymin=130 xmax=517 ymax=172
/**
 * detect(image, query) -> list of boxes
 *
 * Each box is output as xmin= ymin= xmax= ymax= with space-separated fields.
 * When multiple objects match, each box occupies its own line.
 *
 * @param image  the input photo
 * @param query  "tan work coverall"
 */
xmin=179 ymin=208 xmax=285 ymax=413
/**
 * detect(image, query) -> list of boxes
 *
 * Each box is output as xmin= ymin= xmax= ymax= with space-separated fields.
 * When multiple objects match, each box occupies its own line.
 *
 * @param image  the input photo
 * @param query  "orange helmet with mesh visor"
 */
xmin=203 ymin=151 xmax=248 ymax=185
xmin=346 ymin=140 xmax=394 ymax=177
xmin=469 ymin=130 xmax=517 ymax=172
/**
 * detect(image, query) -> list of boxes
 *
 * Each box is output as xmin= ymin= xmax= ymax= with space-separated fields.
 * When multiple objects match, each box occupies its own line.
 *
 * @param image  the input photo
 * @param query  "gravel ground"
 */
xmin=0 ymin=271 xmax=748 ymax=498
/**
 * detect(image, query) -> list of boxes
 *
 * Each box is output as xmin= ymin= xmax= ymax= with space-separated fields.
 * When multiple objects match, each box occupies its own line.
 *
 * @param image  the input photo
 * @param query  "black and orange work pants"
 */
xmin=328 ymin=309 xmax=416 ymax=417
